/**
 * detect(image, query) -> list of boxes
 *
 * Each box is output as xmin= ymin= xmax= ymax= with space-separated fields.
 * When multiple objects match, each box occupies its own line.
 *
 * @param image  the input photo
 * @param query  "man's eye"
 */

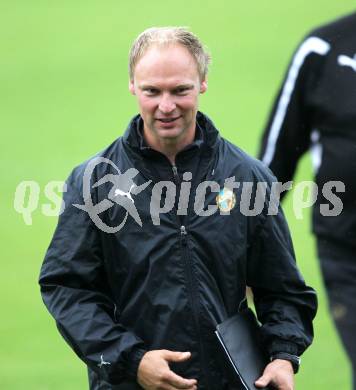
xmin=145 ymin=89 xmax=158 ymax=95
xmin=176 ymin=88 xmax=188 ymax=95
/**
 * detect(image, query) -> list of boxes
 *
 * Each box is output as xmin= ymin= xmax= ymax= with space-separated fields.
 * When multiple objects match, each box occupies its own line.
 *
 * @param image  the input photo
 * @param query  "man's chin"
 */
xmin=155 ymin=127 xmax=184 ymax=141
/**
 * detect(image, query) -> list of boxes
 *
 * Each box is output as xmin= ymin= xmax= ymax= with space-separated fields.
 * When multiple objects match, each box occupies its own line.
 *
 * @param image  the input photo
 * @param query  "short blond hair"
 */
xmin=129 ymin=27 xmax=211 ymax=81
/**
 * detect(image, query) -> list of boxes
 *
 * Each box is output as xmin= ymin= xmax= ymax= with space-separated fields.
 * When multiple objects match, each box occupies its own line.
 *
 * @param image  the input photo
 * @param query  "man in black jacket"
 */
xmin=39 ymin=27 xmax=317 ymax=390
xmin=259 ymin=13 xmax=356 ymax=389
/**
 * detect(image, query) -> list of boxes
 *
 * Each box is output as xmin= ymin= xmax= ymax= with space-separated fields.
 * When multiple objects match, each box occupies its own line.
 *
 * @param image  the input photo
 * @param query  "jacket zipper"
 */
xmin=172 ymin=165 xmax=212 ymax=390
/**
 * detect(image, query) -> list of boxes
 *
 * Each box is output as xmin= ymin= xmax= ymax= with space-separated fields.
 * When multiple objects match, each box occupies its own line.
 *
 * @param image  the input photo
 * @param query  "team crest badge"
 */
xmin=216 ymin=187 xmax=236 ymax=212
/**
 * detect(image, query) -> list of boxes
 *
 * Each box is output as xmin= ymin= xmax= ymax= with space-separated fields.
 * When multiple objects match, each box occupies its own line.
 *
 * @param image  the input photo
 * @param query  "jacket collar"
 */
xmin=123 ymin=111 xmax=220 ymax=155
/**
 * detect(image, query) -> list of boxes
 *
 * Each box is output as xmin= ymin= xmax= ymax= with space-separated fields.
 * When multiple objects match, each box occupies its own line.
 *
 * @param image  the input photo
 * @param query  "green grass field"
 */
xmin=1 ymin=1 xmax=355 ymax=389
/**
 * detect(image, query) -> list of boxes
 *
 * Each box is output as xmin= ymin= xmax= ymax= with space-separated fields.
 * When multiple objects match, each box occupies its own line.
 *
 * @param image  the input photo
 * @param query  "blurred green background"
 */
xmin=1 ymin=1 xmax=355 ymax=389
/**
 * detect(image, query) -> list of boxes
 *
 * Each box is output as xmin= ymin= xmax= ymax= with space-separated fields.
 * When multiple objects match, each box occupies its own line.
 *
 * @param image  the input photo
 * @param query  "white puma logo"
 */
xmin=114 ymin=184 xmax=136 ymax=203
xmin=98 ymin=354 xmax=111 ymax=368
xmin=337 ymin=54 xmax=356 ymax=72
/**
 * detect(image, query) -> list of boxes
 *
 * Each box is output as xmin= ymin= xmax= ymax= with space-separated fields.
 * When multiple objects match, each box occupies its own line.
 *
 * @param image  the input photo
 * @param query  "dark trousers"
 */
xmin=88 ymin=367 xmax=242 ymax=390
xmin=317 ymin=237 xmax=356 ymax=390
xmin=88 ymin=369 xmax=141 ymax=390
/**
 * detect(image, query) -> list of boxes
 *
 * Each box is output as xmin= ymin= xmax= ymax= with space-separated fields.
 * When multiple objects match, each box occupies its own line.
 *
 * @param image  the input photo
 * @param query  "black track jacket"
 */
xmin=39 ymin=112 xmax=317 ymax=389
xmin=259 ymin=13 xmax=356 ymax=247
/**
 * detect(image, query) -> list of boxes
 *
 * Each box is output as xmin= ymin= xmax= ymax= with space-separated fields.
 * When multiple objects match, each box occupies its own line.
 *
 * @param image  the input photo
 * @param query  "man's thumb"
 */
xmin=255 ymin=373 xmax=270 ymax=388
xmin=164 ymin=351 xmax=191 ymax=362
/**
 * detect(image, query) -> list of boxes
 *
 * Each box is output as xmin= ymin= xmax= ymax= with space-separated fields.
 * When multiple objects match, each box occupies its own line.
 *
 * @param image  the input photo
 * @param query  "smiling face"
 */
xmin=129 ymin=44 xmax=207 ymax=155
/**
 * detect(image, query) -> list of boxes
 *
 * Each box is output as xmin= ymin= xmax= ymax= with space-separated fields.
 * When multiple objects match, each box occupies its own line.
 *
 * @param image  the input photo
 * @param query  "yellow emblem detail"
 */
xmin=216 ymin=188 xmax=236 ymax=212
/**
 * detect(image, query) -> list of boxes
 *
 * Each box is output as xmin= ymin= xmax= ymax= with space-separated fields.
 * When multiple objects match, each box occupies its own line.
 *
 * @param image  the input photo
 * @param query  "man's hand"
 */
xmin=255 ymin=359 xmax=294 ymax=390
xmin=137 ymin=349 xmax=198 ymax=390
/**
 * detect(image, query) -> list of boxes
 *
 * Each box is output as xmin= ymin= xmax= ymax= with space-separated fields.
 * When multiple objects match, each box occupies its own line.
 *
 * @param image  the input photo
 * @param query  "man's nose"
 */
xmin=158 ymin=94 xmax=176 ymax=113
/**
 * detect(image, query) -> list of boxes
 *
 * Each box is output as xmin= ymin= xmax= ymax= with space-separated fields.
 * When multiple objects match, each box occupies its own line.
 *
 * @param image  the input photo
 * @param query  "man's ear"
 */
xmin=129 ymin=79 xmax=136 ymax=95
xmin=200 ymin=79 xmax=208 ymax=94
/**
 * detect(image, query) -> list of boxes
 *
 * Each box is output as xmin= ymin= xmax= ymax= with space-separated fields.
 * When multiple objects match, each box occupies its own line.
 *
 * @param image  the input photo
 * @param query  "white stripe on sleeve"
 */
xmin=310 ymin=129 xmax=322 ymax=174
xmin=262 ymin=37 xmax=330 ymax=167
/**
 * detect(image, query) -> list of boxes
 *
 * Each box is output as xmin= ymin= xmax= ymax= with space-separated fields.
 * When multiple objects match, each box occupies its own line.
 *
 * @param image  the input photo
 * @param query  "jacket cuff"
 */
xmin=266 ymin=340 xmax=299 ymax=356
xmin=270 ymin=352 xmax=301 ymax=374
xmin=126 ymin=348 xmax=147 ymax=380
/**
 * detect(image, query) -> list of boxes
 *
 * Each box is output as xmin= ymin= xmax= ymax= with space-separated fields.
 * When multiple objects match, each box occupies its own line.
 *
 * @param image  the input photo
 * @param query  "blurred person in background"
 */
xmin=259 ymin=12 xmax=356 ymax=390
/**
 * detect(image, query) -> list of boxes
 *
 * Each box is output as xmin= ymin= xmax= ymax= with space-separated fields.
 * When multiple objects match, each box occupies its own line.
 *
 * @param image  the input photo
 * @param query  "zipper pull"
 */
xmin=172 ymin=165 xmax=180 ymax=184
xmin=180 ymin=225 xmax=187 ymax=235
xmin=180 ymin=225 xmax=187 ymax=245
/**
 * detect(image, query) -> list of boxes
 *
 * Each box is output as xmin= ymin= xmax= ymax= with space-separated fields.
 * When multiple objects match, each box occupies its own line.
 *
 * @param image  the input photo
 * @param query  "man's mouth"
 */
xmin=156 ymin=116 xmax=180 ymax=123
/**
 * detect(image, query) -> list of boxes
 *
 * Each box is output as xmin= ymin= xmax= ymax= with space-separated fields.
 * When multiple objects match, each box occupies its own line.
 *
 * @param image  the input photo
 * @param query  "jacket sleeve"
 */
xmin=246 ymin=171 xmax=317 ymax=357
xmin=39 ymin=170 xmax=147 ymax=384
xmin=258 ymin=34 xmax=330 ymax=190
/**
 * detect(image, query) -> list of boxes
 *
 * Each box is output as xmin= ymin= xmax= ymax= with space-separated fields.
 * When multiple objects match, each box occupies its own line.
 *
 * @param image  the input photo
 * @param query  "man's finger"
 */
xmin=165 ymin=370 xmax=197 ymax=389
xmin=255 ymin=372 xmax=272 ymax=388
xmin=163 ymin=350 xmax=192 ymax=362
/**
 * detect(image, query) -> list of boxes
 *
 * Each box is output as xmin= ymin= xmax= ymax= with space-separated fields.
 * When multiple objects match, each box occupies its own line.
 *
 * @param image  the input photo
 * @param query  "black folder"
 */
xmin=215 ymin=308 xmax=270 ymax=390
